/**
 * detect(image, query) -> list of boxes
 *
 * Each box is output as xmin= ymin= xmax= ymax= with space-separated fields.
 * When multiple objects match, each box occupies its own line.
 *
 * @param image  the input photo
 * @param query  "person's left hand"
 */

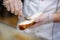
xmin=33 ymin=14 xmax=50 ymax=26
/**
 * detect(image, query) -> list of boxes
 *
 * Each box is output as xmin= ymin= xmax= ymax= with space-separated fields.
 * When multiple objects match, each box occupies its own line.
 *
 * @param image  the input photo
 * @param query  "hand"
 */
xmin=33 ymin=13 xmax=52 ymax=26
xmin=3 ymin=0 xmax=22 ymax=18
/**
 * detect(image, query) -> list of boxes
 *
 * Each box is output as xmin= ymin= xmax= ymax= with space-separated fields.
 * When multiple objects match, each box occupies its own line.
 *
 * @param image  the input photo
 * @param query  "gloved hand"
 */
xmin=3 ymin=0 xmax=22 ymax=18
xmin=33 ymin=13 xmax=53 ymax=27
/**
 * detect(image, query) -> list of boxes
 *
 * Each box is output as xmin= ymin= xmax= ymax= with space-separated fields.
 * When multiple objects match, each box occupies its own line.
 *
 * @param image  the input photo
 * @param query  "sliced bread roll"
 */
xmin=18 ymin=20 xmax=35 ymax=30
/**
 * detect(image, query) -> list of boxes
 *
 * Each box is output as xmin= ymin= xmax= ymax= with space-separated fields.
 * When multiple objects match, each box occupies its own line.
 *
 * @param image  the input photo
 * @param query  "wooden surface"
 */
xmin=0 ymin=15 xmax=18 ymax=27
xmin=0 ymin=23 xmax=41 ymax=40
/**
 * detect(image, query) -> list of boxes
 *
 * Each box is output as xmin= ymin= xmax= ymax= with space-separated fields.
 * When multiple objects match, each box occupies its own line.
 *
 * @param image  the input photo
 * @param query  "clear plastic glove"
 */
xmin=33 ymin=13 xmax=53 ymax=27
xmin=3 ymin=0 xmax=22 ymax=18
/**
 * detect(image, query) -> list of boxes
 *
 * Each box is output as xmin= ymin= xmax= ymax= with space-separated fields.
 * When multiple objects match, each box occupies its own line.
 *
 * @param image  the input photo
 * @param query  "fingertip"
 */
xmin=7 ymin=8 xmax=10 ymax=11
xmin=18 ymin=14 xmax=20 ymax=19
xmin=15 ymin=10 xmax=18 ymax=15
xmin=18 ymin=14 xmax=22 ymax=19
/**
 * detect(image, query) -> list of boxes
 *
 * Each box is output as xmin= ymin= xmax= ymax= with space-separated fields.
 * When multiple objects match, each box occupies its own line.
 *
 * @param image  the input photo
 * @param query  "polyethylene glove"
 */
xmin=3 ymin=0 xmax=22 ymax=18
xmin=33 ymin=13 xmax=53 ymax=27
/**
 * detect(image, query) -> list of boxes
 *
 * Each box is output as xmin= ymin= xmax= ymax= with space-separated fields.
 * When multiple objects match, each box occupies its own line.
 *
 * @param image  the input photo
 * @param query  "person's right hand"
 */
xmin=3 ymin=0 xmax=22 ymax=18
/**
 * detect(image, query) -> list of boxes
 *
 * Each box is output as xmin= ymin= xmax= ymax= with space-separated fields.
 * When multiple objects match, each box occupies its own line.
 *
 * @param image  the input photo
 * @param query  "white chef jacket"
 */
xmin=17 ymin=0 xmax=60 ymax=40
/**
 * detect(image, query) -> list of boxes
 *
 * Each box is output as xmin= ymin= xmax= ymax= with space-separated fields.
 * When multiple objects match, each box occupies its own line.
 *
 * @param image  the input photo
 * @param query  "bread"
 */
xmin=18 ymin=19 xmax=36 ymax=30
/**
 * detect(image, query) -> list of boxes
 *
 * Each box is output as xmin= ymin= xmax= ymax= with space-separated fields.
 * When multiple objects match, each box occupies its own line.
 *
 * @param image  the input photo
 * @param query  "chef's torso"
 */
xmin=18 ymin=0 xmax=60 ymax=40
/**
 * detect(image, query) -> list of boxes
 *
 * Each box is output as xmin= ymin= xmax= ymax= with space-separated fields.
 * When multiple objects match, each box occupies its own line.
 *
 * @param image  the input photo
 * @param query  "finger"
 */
xmin=18 ymin=10 xmax=22 ymax=19
xmin=18 ymin=8 xmax=22 ymax=19
xmin=14 ymin=6 xmax=19 ymax=15
xmin=10 ymin=2 xmax=14 ymax=13
xmin=17 ymin=0 xmax=22 ymax=8
xmin=18 ymin=0 xmax=22 ymax=12
xmin=15 ymin=9 xmax=19 ymax=15
xmin=17 ymin=6 xmax=22 ymax=18
xmin=3 ymin=1 xmax=10 ymax=11
xmin=13 ymin=0 xmax=19 ymax=15
xmin=14 ymin=0 xmax=22 ymax=18
xmin=16 ymin=0 xmax=22 ymax=11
